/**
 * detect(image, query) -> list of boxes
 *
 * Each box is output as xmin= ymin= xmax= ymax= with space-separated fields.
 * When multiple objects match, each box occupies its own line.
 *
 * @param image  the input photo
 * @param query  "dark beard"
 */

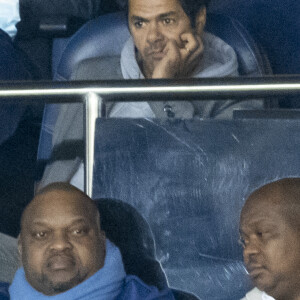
xmin=39 ymin=270 xmax=84 ymax=295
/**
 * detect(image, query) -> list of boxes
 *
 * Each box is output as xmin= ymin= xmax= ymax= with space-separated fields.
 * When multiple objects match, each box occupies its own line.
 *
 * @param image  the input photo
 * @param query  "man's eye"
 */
xmin=163 ymin=18 xmax=175 ymax=25
xmin=71 ymin=228 xmax=88 ymax=236
xmin=34 ymin=231 xmax=47 ymax=239
xmin=257 ymin=231 xmax=271 ymax=239
xmin=256 ymin=230 xmax=267 ymax=237
xmin=134 ymin=21 xmax=144 ymax=28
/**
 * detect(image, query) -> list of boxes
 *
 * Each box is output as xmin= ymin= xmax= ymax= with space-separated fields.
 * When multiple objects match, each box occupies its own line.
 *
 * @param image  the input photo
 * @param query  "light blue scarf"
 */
xmin=9 ymin=239 xmax=126 ymax=300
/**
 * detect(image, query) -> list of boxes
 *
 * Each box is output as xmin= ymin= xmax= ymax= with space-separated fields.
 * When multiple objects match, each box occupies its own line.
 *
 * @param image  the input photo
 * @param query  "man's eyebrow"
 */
xmin=30 ymin=218 xmax=88 ymax=227
xmin=68 ymin=218 xmax=89 ymax=226
xmin=158 ymin=11 xmax=177 ymax=19
xmin=130 ymin=15 xmax=148 ymax=23
xmin=29 ymin=221 xmax=49 ymax=227
xmin=130 ymin=11 xmax=177 ymax=23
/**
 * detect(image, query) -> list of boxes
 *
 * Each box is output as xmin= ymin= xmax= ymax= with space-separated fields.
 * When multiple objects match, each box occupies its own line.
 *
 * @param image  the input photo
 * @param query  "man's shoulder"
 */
xmin=71 ymin=55 xmax=123 ymax=80
xmin=241 ymin=288 xmax=264 ymax=300
xmin=117 ymin=275 xmax=175 ymax=300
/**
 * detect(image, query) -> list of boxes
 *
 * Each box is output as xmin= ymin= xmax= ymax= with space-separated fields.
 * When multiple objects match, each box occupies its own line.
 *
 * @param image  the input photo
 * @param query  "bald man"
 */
xmin=239 ymin=178 xmax=300 ymax=300
xmin=8 ymin=182 xmax=174 ymax=300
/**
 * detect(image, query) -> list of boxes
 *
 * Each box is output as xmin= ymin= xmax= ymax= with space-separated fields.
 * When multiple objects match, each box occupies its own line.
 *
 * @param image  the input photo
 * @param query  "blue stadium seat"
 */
xmin=209 ymin=0 xmax=300 ymax=108
xmin=97 ymin=199 xmax=198 ymax=299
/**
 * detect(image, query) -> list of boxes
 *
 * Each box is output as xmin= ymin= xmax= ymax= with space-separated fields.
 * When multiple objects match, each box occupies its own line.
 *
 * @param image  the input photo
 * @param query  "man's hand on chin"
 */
xmin=151 ymin=32 xmax=204 ymax=79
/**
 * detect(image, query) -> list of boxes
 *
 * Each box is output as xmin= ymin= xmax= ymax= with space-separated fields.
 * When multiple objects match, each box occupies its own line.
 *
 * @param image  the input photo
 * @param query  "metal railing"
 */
xmin=0 ymin=76 xmax=299 ymax=195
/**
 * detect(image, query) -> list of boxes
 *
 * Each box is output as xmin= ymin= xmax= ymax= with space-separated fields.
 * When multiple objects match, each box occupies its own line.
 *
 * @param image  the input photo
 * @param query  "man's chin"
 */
xmin=251 ymin=273 xmax=275 ymax=294
xmin=41 ymin=270 xmax=84 ymax=295
xmin=50 ymin=280 xmax=78 ymax=294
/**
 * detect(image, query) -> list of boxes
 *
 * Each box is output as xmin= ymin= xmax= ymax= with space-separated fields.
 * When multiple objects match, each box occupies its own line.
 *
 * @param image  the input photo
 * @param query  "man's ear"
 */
xmin=195 ymin=6 xmax=207 ymax=35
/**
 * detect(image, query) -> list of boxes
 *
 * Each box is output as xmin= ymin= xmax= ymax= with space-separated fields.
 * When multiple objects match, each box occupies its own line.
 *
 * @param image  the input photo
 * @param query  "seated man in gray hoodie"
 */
xmin=40 ymin=0 xmax=263 ymax=189
xmin=239 ymin=178 xmax=300 ymax=300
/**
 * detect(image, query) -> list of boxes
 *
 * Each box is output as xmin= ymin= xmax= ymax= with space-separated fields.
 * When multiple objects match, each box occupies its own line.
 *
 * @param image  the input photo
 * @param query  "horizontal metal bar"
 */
xmin=0 ymin=76 xmax=299 ymax=102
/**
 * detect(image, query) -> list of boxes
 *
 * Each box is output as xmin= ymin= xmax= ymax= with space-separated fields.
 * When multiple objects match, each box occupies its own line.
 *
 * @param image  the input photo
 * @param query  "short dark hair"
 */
xmin=178 ymin=0 xmax=211 ymax=27
xmin=126 ymin=0 xmax=211 ymax=28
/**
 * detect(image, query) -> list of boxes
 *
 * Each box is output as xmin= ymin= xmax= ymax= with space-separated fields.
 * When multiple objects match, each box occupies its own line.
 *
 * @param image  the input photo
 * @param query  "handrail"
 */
xmin=1 ymin=75 xmax=299 ymax=196
xmin=0 ymin=76 xmax=299 ymax=102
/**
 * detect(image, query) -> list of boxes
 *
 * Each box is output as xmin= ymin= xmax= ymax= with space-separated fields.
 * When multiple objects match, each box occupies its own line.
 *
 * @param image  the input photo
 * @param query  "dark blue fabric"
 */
xmin=117 ymin=275 xmax=175 ymax=300
xmin=209 ymin=0 xmax=299 ymax=108
xmin=0 ymin=29 xmax=33 ymax=81
xmin=210 ymin=0 xmax=299 ymax=75
xmin=0 ymin=29 xmax=34 ymax=145
xmin=97 ymin=199 xmax=168 ymax=290
xmin=0 ymin=30 xmax=40 ymax=236
xmin=0 ymin=282 xmax=9 ymax=300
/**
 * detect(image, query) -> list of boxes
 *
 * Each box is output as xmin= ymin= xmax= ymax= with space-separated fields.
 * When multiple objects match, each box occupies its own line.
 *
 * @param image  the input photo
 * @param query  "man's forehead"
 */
xmin=240 ymin=212 xmax=278 ymax=230
xmin=32 ymin=190 xmax=85 ymax=208
xmin=240 ymin=193 xmax=285 ymax=227
xmin=129 ymin=0 xmax=183 ymax=17
xmin=22 ymin=190 xmax=94 ymax=224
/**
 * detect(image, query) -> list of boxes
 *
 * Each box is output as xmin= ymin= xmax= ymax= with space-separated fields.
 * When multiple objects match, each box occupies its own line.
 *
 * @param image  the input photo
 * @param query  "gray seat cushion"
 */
xmin=0 ymin=233 xmax=19 ymax=283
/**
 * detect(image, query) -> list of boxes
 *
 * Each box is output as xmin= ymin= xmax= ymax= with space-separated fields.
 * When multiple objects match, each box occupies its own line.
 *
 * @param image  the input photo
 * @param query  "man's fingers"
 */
xmin=179 ymin=34 xmax=204 ymax=77
xmin=180 ymin=32 xmax=199 ymax=55
xmin=151 ymin=39 xmax=180 ymax=78
xmin=167 ymin=39 xmax=180 ymax=57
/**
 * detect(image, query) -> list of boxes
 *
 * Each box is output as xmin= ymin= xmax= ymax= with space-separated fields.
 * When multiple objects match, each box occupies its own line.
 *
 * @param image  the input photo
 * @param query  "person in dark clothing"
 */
xmin=15 ymin=0 xmax=124 ymax=79
xmin=0 ymin=28 xmax=35 ymax=143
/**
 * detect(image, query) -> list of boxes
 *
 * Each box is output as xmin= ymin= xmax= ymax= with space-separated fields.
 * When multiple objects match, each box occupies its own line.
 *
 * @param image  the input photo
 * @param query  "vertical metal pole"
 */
xmin=84 ymin=92 xmax=103 ymax=197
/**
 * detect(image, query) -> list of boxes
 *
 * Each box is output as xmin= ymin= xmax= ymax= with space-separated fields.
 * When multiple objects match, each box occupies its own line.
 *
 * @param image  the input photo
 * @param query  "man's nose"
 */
xmin=49 ymin=231 xmax=72 ymax=251
xmin=243 ymin=239 xmax=260 ymax=262
xmin=146 ymin=22 xmax=163 ymax=44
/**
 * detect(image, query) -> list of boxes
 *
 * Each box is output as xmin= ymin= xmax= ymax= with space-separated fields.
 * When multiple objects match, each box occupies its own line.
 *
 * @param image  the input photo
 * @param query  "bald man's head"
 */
xmin=243 ymin=178 xmax=300 ymax=229
xmin=19 ymin=182 xmax=106 ymax=296
xmin=240 ymin=178 xmax=300 ymax=300
xmin=20 ymin=182 xmax=100 ymax=232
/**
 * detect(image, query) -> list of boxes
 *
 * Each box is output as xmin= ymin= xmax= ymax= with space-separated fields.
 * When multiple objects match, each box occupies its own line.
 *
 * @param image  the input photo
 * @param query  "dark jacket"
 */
xmin=15 ymin=0 xmax=122 ymax=79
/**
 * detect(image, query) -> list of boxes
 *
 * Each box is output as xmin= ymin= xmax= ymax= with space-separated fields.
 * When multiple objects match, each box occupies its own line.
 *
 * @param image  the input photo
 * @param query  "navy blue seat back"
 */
xmin=209 ymin=0 xmax=299 ymax=108
xmin=91 ymin=118 xmax=300 ymax=300
xmin=210 ymin=0 xmax=299 ymax=75
xmin=97 ymin=198 xmax=167 ymax=290
xmin=52 ymin=12 xmax=130 ymax=80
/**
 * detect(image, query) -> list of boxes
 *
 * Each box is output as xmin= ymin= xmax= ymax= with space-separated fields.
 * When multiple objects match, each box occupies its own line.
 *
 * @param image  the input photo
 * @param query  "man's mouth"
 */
xmin=247 ymin=265 xmax=266 ymax=279
xmin=146 ymin=47 xmax=166 ymax=59
xmin=47 ymin=255 xmax=75 ymax=271
xmin=150 ymin=50 xmax=165 ymax=59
